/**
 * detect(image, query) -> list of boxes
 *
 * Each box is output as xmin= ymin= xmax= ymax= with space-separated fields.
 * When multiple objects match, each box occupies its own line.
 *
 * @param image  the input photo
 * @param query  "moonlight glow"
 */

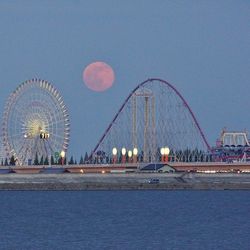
xmin=83 ymin=61 xmax=115 ymax=92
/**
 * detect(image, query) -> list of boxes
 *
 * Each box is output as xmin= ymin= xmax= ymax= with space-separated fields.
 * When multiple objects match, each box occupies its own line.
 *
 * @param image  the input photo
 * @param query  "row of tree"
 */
xmin=0 ymin=152 xmax=90 ymax=166
xmin=90 ymin=149 xmax=213 ymax=164
xmin=0 ymin=149 xmax=213 ymax=166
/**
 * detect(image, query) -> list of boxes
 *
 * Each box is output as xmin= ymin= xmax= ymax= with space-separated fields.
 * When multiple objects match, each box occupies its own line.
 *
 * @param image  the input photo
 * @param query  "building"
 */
xmin=212 ymin=129 xmax=250 ymax=162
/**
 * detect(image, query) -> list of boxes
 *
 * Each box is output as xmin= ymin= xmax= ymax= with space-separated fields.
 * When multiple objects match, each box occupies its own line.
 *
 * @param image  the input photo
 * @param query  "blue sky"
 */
xmin=0 ymin=0 xmax=249 ymax=158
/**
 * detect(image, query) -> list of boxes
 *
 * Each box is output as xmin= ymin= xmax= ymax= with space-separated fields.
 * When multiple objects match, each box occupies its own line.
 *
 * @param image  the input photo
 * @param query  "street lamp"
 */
xmin=60 ymin=150 xmax=65 ymax=166
xmin=121 ymin=147 xmax=126 ymax=163
xmin=133 ymin=147 xmax=138 ymax=163
xmin=160 ymin=147 xmax=165 ymax=162
xmin=112 ymin=147 xmax=117 ymax=164
xmin=161 ymin=147 xmax=170 ymax=163
xmin=164 ymin=147 xmax=170 ymax=162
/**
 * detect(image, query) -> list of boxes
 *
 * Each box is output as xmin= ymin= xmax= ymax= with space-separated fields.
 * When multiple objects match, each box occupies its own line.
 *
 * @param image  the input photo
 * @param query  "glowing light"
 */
xmin=164 ymin=147 xmax=170 ymax=155
xmin=133 ymin=147 xmax=138 ymax=156
xmin=121 ymin=147 xmax=126 ymax=156
xmin=27 ymin=119 xmax=45 ymax=138
xmin=112 ymin=147 xmax=117 ymax=156
xmin=128 ymin=150 xmax=132 ymax=158
xmin=160 ymin=147 xmax=165 ymax=156
xmin=60 ymin=150 xmax=65 ymax=158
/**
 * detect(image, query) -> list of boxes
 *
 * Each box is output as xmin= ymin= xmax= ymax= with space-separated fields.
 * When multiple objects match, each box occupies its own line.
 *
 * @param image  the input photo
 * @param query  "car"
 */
xmin=148 ymin=178 xmax=160 ymax=184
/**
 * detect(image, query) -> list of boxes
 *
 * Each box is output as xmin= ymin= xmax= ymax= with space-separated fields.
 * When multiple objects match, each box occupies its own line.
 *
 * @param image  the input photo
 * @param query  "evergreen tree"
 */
xmin=79 ymin=155 xmax=84 ymax=164
xmin=34 ymin=152 xmax=39 ymax=165
xmin=74 ymin=160 xmax=77 ymax=164
xmin=118 ymin=153 xmax=122 ymax=163
xmin=39 ymin=156 xmax=44 ymax=165
xmin=58 ymin=157 xmax=62 ymax=165
xmin=50 ymin=155 xmax=55 ymax=165
xmin=9 ymin=155 xmax=16 ymax=166
xmin=68 ymin=156 xmax=74 ymax=165
xmin=200 ymin=154 xmax=204 ymax=162
xmin=84 ymin=152 xmax=89 ymax=163
xmin=209 ymin=154 xmax=213 ymax=162
xmin=139 ymin=151 xmax=144 ymax=162
xmin=44 ymin=156 xmax=49 ymax=165
xmin=88 ymin=155 xmax=92 ymax=164
xmin=1 ymin=159 xmax=3 ymax=166
xmin=205 ymin=155 xmax=209 ymax=162
xmin=4 ymin=158 xmax=8 ymax=166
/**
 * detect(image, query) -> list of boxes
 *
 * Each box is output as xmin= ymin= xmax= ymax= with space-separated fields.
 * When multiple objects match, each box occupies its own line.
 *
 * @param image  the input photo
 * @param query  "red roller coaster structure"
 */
xmin=90 ymin=78 xmax=210 ymax=163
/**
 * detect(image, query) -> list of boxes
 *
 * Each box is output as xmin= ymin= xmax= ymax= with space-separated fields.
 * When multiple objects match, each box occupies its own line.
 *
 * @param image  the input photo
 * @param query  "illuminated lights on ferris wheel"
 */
xmin=2 ymin=78 xmax=70 ymax=166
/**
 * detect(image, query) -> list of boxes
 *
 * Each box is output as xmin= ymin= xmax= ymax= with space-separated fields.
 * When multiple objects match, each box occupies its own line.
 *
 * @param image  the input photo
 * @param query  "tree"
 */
xmin=68 ymin=156 xmax=74 ymax=165
xmin=58 ymin=157 xmax=62 ymax=165
xmin=209 ymin=154 xmax=213 ymax=162
xmin=118 ymin=153 xmax=122 ymax=163
xmin=84 ymin=152 xmax=89 ymax=163
xmin=200 ymin=154 xmax=204 ymax=162
xmin=139 ymin=151 xmax=144 ymax=162
xmin=50 ymin=155 xmax=55 ymax=165
xmin=106 ymin=156 xmax=110 ymax=164
xmin=44 ymin=156 xmax=49 ymax=165
xmin=39 ymin=156 xmax=44 ymax=165
xmin=79 ymin=155 xmax=84 ymax=165
xmin=9 ymin=156 xmax=16 ymax=166
xmin=1 ymin=159 xmax=3 ymax=166
xmin=33 ymin=152 xmax=39 ymax=165
xmin=4 ymin=158 xmax=8 ymax=166
xmin=57 ymin=156 xmax=67 ymax=165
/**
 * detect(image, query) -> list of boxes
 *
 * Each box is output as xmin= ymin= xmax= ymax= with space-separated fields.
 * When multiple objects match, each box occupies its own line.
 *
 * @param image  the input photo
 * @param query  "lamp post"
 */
xmin=133 ymin=147 xmax=138 ymax=163
xmin=112 ymin=147 xmax=117 ymax=164
xmin=160 ymin=147 xmax=165 ymax=162
xmin=60 ymin=150 xmax=65 ymax=166
xmin=161 ymin=147 xmax=170 ymax=163
xmin=164 ymin=147 xmax=170 ymax=162
xmin=121 ymin=147 xmax=126 ymax=163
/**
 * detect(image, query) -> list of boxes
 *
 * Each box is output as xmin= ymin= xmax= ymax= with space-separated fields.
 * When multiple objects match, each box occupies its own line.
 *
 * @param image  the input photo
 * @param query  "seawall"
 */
xmin=0 ymin=173 xmax=250 ymax=190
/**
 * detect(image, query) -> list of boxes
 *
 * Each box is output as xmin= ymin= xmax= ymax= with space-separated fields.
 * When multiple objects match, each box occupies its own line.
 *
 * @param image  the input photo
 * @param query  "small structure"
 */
xmin=140 ymin=163 xmax=176 ymax=173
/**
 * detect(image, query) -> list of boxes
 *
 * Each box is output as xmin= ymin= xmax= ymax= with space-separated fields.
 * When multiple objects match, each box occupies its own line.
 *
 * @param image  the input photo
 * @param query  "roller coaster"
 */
xmin=90 ymin=78 xmax=211 ymax=163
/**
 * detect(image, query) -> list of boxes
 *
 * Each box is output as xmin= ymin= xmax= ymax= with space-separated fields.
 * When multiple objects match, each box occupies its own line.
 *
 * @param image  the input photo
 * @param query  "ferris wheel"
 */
xmin=2 ymin=78 xmax=70 ymax=166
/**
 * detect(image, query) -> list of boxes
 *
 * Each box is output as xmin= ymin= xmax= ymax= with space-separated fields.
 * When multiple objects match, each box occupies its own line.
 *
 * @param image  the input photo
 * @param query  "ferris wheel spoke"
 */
xmin=2 ymin=78 xmax=70 ymax=165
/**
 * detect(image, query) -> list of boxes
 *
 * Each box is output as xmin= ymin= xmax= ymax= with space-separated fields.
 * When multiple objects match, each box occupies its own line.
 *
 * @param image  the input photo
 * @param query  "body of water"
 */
xmin=0 ymin=190 xmax=249 ymax=250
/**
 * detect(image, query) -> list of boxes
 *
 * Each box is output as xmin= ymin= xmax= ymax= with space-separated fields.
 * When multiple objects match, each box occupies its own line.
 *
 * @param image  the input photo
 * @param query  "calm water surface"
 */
xmin=0 ymin=190 xmax=249 ymax=250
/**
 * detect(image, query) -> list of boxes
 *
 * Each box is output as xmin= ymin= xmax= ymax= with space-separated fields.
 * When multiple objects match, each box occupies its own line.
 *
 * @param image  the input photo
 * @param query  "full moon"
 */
xmin=83 ymin=61 xmax=115 ymax=92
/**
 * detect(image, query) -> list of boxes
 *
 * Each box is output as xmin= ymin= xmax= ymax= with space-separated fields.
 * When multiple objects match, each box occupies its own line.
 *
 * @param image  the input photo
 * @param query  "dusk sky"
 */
xmin=0 ymin=1 xmax=249 ymax=159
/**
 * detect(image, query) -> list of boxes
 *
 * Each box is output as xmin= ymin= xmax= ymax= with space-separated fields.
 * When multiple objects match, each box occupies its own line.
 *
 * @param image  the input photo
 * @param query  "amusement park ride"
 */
xmin=1 ymin=79 xmax=70 ymax=166
xmin=212 ymin=129 xmax=250 ymax=162
xmin=0 ymin=78 xmax=249 ymax=167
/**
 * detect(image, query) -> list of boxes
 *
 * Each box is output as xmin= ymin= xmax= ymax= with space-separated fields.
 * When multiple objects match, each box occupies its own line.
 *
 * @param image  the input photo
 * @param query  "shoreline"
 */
xmin=1 ymin=183 xmax=250 ymax=191
xmin=0 ymin=173 xmax=250 ymax=190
